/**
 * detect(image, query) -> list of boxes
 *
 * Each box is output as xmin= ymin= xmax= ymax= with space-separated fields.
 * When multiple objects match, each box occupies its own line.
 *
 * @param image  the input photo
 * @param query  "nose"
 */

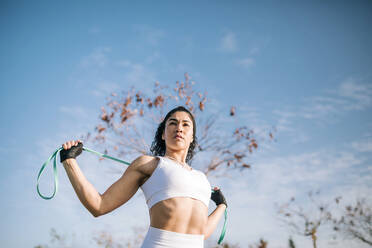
xmin=176 ymin=123 xmax=183 ymax=132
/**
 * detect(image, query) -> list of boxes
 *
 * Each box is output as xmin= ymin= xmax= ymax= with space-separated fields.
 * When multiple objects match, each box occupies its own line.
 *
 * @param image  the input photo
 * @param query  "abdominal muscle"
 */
xmin=149 ymin=197 xmax=208 ymax=235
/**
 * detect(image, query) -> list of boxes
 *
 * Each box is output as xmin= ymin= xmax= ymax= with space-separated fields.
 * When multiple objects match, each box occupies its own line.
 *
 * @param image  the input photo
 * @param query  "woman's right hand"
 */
xmin=60 ymin=140 xmax=84 ymax=163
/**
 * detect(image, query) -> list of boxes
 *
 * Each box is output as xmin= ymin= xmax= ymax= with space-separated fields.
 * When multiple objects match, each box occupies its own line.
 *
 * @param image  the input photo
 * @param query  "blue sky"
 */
xmin=1 ymin=1 xmax=372 ymax=247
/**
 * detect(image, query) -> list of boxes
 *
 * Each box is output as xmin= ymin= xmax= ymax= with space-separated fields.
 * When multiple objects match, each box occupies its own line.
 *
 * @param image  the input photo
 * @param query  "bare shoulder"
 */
xmin=129 ymin=155 xmax=159 ymax=175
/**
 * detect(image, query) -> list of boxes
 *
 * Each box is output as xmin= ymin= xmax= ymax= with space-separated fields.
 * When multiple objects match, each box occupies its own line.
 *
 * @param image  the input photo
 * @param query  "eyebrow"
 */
xmin=168 ymin=118 xmax=191 ymax=123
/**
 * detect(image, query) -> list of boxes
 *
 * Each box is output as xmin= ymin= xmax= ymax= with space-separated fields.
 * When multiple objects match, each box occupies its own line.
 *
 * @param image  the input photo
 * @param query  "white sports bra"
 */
xmin=140 ymin=156 xmax=211 ymax=209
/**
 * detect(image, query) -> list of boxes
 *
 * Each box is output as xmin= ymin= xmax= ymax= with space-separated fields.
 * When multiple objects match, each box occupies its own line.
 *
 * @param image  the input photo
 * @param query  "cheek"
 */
xmin=164 ymin=127 xmax=172 ymax=139
xmin=187 ymin=130 xmax=194 ymax=141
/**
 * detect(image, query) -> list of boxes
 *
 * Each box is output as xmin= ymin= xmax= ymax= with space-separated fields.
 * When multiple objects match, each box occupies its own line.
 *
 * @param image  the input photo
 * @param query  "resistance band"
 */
xmin=37 ymin=145 xmax=227 ymax=244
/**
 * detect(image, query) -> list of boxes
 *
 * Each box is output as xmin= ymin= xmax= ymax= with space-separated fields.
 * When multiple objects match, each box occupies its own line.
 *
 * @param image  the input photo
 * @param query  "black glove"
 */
xmin=211 ymin=188 xmax=227 ymax=207
xmin=60 ymin=142 xmax=83 ymax=163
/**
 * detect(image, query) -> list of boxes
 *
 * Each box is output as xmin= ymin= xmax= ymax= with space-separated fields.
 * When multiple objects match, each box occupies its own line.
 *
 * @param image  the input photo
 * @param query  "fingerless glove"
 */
xmin=211 ymin=189 xmax=228 ymax=207
xmin=60 ymin=142 xmax=83 ymax=163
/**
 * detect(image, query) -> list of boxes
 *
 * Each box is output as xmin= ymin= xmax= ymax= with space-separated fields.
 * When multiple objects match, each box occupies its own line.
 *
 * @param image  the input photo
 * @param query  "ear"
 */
xmin=162 ymin=132 xmax=165 ymax=140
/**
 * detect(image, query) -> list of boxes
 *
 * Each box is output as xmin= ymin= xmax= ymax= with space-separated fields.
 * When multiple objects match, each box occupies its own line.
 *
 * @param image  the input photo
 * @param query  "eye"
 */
xmin=183 ymin=123 xmax=190 ymax=126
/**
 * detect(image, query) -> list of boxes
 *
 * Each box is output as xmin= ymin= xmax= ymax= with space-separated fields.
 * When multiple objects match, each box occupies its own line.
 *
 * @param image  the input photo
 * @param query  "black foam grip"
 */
xmin=60 ymin=142 xmax=83 ymax=163
xmin=211 ymin=189 xmax=227 ymax=207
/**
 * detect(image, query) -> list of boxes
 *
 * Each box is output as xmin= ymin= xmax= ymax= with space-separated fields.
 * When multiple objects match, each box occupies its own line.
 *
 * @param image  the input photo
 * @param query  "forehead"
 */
xmin=167 ymin=111 xmax=193 ymax=122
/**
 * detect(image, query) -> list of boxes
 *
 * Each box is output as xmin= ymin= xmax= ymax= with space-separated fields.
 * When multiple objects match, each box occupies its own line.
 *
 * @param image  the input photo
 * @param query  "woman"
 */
xmin=61 ymin=106 xmax=227 ymax=248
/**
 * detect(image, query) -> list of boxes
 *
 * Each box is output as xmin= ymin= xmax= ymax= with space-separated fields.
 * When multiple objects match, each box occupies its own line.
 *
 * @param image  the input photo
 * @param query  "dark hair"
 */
xmin=150 ymin=106 xmax=198 ymax=164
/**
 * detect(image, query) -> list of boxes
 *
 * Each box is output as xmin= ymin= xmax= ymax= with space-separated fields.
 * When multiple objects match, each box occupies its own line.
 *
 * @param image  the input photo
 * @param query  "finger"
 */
xmin=67 ymin=141 xmax=73 ymax=149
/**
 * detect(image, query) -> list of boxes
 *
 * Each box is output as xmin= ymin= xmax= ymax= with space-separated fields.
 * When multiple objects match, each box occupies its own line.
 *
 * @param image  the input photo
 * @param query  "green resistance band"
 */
xmin=217 ymin=207 xmax=227 ymax=244
xmin=36 ymin=145 xmax=227 ymax=244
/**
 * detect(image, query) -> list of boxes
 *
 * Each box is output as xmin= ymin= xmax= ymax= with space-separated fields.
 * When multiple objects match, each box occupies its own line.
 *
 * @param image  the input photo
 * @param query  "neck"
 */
xmin=164 ymin=150 xmax=188 ymax=164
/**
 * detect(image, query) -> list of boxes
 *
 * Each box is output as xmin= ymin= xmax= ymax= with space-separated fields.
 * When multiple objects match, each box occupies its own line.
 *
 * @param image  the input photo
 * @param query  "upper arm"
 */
xmin=96 ymin=155 xmax=153 ymax=216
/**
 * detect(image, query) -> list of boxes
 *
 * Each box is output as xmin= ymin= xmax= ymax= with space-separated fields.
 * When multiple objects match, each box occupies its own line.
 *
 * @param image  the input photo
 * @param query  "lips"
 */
xmin=174 ymin=135 xmax=184 ymax=139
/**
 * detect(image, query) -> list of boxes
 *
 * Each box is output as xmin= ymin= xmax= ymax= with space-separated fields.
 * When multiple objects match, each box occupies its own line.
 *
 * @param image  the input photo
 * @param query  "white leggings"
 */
xmin=140 ymin=226 xmax=204 ymax=248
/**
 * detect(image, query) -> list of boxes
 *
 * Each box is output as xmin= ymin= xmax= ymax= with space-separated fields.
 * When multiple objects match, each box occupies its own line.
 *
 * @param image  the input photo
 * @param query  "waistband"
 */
xmin=141 ymin=226 xmax=204 ymax=248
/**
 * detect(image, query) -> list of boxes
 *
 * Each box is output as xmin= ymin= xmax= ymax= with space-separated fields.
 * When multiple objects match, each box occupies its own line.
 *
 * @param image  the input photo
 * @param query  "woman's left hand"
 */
xmin=211 ymin=186 xmax=227 ymax=208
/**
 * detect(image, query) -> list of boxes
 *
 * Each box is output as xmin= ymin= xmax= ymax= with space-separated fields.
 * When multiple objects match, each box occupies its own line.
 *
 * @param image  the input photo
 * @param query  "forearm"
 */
xmin=63 ymin=158 xmax=102 ymax=217
xmin=204 ymin=204 xmax=227 ymax=240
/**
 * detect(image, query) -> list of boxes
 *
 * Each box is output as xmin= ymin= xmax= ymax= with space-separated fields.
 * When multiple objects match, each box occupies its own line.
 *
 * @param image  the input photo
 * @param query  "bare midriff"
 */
xmin=149 ymin=197 xmax=208 ymax=235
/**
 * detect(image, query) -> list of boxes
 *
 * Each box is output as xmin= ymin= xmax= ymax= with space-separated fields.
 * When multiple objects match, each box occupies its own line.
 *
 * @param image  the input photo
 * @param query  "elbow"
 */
xmin=91 ymin=194 xmax=103 ymax=217
xmin=91 ymin=209 xmax=101 ymax=218
xmin=91 ymin=203 xmax=105 ymax=217
xmin=90 ymin=203 xmax=102 ymax=217
xmin=92 ymin=212 xmax=100 ymax=218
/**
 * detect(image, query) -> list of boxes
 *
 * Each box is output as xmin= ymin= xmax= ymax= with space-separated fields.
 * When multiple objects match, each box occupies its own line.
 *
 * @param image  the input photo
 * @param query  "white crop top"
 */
xmin=140 ymin=156 xmax=211 ymax=209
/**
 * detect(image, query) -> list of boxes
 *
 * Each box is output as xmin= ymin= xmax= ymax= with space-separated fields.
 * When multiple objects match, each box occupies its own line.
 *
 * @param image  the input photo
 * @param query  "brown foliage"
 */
xmin=248 ymin=238 xmax=268 ymax=248
xmin=278 ymin=191 xmax=372 ymax=247
xmin=276 ymin=190 xmax=331 ymax=248
xmin=34 ymin=226 xmax=147 ymax=248
xmin=329 ymin=197 xmax=372 ymax=246
xmin=34 ymin=228 xmax=75 ymax=248
xmin=80 ymin=73 xmax=275 ymax=175
xmin=207 ymin=241 xmax=242 ymax=248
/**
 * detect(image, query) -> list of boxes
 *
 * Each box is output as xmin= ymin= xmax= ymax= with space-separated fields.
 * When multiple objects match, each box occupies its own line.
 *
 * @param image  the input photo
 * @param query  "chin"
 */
xmin=167 ymin=143 xmax=188 ymax=151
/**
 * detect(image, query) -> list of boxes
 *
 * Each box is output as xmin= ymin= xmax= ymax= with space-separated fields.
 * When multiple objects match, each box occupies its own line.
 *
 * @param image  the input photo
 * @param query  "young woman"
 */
xmin=61 ymin=106 xmax=227 ymax=248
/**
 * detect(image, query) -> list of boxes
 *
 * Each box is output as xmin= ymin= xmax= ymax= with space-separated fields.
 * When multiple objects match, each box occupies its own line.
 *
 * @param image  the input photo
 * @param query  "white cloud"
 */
xmin=144 ymin=51 xmax=160 ymax=64
xmin=291 ymin=132 xmax=310 ymax=144
xmin=88 ymin=27 xmax=101 ymax=34
xmin=80 ymin=47 xmax=111 ymax=68
xmin=272 ymin=109 xmax=296 ymax=132
xmin=351 ymin=139 xmax=372 ymax=152
xmin=77 ymin=47 xmax=161 ymax=101
xmin=219 ymin=31 xmax=237 ymax=52
xmin=59 ymin=106 xmax=89 ymax=119
xmin=114 ymin=58 xmax=157 ymax=89
xmin=337 ymin=78 xmax=372 ymax=110
xmin=271 ymin=78 xmax=372 ymax=139
xmin=301 ymin=96 xmax=342 ymax=119
xmin=255 ymin=151 xmax=360 ymax=186
xmin=116 ymin=59 xmax=132 ymax=68
xmin=270 ymin=109 xmax=312 ymax=145
xmin=249 ymin=47 xmax=260 ymax=55
xmin=302 ymin=78 xmax=372 ymax=120
xmin=123 ymin=63 xmax=157 ymax=91
xmin=236 ymin=57 xmax=255 ymax=68
xmin=132 ymin=24 xmax=165 ymax=46
xmin=90 ymin=80 xmax=121 ymax=98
